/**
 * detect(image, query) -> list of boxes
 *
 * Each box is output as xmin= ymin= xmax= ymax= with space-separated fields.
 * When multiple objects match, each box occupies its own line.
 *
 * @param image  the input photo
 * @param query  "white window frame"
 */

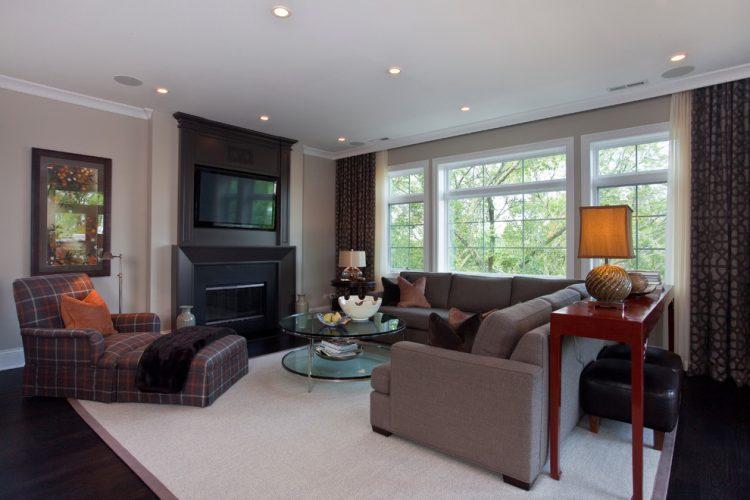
xmin=384 ymin=160 xmax=430 ymax=274
xmin=432 ymin=138 xmax=576 ymax=278
xmin=580 ymin=123 xmax=671 ymax=279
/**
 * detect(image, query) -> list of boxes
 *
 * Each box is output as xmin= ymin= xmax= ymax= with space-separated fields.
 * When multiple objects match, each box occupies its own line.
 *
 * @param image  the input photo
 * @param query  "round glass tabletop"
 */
xmin=278 ymin=312 xmax=405 ymax=339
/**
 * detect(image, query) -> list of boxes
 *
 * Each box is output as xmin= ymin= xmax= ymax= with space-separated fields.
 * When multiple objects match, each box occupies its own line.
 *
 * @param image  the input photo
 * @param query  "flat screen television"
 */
xmin=194 ymin=166 xmax=277 ymax=231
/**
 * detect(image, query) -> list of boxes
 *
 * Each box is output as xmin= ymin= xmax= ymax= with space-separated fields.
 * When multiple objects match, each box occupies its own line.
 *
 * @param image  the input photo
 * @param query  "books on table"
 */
xmin=317 ymin=339 xmax=361 ymax=359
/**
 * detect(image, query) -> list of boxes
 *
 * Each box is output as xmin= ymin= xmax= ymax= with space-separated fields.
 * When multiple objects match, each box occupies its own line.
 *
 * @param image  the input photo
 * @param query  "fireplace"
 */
xmin=205 ymin=283 xmax=266 ymax=325
xmin=173 ymin=246 xmax=295 ymax=341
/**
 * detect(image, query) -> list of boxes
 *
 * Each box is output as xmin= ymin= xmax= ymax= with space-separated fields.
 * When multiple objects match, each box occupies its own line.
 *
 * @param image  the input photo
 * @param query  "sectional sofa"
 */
xmin=371 ymin=271 xmax=604 ymax=489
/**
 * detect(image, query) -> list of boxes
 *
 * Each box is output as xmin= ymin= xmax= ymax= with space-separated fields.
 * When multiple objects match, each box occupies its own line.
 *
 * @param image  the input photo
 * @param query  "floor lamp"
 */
xmin=101 ymin=251 xmax=123 ymax=314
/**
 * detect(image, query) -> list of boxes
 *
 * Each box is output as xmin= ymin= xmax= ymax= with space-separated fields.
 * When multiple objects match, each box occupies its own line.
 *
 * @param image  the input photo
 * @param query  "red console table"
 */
xmin=549 ymin=286 xmax=674 ymax=500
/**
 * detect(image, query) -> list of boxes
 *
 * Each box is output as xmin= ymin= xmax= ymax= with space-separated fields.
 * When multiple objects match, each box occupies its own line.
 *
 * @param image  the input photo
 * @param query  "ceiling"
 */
xmin=2 ymin=0 xmax=749 ymax=157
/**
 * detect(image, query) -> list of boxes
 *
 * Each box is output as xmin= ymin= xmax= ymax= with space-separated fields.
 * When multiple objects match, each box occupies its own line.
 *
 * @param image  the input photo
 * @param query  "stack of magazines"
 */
xmin=316 ymin=340 xmax=361 ymax=360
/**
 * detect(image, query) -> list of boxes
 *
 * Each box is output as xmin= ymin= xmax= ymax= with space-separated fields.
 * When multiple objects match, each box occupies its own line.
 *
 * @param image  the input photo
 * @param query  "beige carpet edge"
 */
xmin=68 ymin=398 xmax=178 ymax=500
xmin=650 ymin=422 xmax=677 ymax=500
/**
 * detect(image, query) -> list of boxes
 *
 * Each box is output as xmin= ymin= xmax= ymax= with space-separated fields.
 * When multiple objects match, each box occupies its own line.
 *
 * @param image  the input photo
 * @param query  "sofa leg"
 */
xmin=588 ymin=415 xmax=600 ymax=434
xmin=503 ymin=475 xmax=531 ymax=491
xmin=372 ymin=426 xmax=392 ymax=437
xmin=654 ymin=430 xmax=665 ymax=451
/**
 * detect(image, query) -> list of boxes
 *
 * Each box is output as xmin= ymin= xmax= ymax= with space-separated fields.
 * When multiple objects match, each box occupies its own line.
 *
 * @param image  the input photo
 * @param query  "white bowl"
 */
xmin=338 ymin=295 xmax=382 ymax=321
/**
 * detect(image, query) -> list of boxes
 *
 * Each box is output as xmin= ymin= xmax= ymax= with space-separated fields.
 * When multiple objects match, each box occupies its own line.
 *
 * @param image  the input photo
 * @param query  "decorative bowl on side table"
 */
xmin=278 ymin=312 xmax=405 ymax=392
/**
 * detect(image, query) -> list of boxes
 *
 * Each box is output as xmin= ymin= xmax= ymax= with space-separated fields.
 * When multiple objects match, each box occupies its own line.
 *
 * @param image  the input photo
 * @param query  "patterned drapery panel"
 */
xmin=689 ymin=78 xmax=750 ymax=386
xmin=335 ymin=153 xmax=376 ymax=280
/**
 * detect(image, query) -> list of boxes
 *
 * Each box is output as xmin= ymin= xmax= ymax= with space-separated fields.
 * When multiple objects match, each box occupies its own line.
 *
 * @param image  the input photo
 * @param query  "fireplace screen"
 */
xmin=204 ymin=283 xmax=266 ymax=325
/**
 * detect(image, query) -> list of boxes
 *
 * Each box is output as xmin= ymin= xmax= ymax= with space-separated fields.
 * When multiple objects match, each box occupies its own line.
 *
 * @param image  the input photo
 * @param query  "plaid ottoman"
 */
xmin=115 ymin=334 xmax=248 ymax=407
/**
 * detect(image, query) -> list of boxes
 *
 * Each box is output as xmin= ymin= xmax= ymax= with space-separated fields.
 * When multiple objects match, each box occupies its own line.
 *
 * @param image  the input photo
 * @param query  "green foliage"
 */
xmin=448 ymin=190 xmax=567 ymax=276
xmin=598 ymin=141 xmax=668 ymax=176
xmin=449 ymin=154 xmax=565 ymax=190
xmin=389 ymin=202 xmax=425 ymax=270
xmin=390 ymin=172 xmax=423 ymax=196
xmin=598 ymin=182 xmax=668 ymax=275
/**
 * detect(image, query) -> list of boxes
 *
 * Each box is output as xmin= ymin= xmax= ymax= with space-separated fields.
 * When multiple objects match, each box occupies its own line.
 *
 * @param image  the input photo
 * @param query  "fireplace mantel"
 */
xmin=173 ymin=245 xmax=295 ymax=340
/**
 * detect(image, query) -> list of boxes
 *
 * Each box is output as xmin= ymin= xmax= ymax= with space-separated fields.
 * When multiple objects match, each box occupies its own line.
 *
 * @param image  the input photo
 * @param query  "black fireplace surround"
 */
xmin=173 ymin=246 xmax=295 ymax=340
xmin=172 ymin=113 xmax=298 ymax=343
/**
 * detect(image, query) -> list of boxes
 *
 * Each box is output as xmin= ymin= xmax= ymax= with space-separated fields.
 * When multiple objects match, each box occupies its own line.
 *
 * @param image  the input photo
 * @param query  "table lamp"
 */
xmin=338 ymin=250 xmax=366 ymax=280
xmin=578 ymin=205 xmax=634 ymax=306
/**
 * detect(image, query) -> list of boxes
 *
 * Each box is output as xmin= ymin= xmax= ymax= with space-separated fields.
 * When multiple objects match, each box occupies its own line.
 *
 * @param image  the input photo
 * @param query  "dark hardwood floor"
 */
xmin=1 ymin=364 xmax=747 ymax=498
xmin=0 ymin=368 xmax=155 ymax=500
xmin=667 ymin=375 xmax=750 ymax=499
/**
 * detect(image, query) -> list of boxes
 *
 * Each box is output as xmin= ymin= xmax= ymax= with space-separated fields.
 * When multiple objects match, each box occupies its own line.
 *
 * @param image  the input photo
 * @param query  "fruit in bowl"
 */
xmin=316 ymin=311 xmax=350 ymax=327
xmin=338 ymin=295 xmax=382 ymax=322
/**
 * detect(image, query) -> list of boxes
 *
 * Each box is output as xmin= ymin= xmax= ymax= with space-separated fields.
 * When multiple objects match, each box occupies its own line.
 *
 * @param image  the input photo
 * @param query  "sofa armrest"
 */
xmin=20 ymin=327 xmax=105 ymax=365
xmin=111 ymin=312 xmax=161 ymax=333
xmin=389 ymin=341 xmax=546 ymax=483
xmin=371 ymin=362 xmax=390 ymax=394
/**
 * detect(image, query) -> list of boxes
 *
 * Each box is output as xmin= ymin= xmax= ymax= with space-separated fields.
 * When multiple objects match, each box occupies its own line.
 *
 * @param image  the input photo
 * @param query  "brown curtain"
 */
xmin=689 ymin=78 xmax=750 ymax=386
xmin=335 ymin=153 xmax=376 ymax=280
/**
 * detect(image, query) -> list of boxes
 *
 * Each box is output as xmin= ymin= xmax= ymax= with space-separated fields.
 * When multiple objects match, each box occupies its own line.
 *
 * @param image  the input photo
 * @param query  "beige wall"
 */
xmin=0 ymin=88 xmax=150 ymax=354
xmin=301 ymin=154 xmax=336 ymax=309
xmin=147 ymin=111 xmax=180 ymax=329
xmin=388 ymin=96 xmax=671 ymax=166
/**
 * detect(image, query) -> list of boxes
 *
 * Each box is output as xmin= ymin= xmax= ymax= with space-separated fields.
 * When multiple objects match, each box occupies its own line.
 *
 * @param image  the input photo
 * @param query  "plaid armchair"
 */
xmin=12 ymin=273 xmax=160 ymax=402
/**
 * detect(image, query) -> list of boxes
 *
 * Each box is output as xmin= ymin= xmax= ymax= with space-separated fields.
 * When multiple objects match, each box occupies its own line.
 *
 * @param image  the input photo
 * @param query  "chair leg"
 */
xmin=588 ymin=415 xmax=600 ymax=434
xmin=372 ymin=426 xmax=392 ymax=437
xmin=653 ymin=430 xmax=665 ymax=451
xmin=503 ymin=475 xmax=531 ymax=491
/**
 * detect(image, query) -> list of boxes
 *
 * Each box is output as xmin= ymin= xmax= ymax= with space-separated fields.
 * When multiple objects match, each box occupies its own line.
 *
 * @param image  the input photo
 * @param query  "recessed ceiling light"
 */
xmin=460 ymin=106 xmax=470 ymax=112
xmin=337 ymin=137 xmax=346 ymax=142
xmin=259 ymin=115 xmax=270 ymax=121
xmin=272 ymin=5 xmax=291 ymax=18
xmin=670 ymin=52 xmax=687 ymax=63
xmin=113 ymin=75 xmax=142 ymax=87
xmin=156 ymin=87 xmax=169 ymax=94
xmin=387 ymin=66 xmax=402 ymax=75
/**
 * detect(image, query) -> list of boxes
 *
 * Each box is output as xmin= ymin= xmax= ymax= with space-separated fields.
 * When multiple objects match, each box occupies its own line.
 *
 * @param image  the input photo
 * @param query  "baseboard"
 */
xmin=0 ymin=348 xmax=25 ymax=371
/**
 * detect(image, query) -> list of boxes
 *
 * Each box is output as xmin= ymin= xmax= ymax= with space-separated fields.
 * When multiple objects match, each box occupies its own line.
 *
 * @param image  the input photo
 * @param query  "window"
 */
xmin=387 ymin=168 xmax=425 ymax=271
xmin=438 ymin=140 xmax=574 ymax=277
xmin=588 ymin=131 xmax=670 ymax=277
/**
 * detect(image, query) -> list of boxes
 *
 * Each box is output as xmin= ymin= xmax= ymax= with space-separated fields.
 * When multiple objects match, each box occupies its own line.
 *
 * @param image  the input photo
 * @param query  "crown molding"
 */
xmin=0 ymin=74 xmax=152 ymax=119
xmin=326 ymin=62 xmax=750 ymax=160
xmin=302 ymin=145 xmax=338 ymax=160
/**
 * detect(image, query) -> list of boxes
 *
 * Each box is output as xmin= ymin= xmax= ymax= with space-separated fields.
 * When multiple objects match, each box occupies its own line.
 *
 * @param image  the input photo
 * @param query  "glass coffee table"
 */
xmin=278 ymin=312 xmax=406 ymax=392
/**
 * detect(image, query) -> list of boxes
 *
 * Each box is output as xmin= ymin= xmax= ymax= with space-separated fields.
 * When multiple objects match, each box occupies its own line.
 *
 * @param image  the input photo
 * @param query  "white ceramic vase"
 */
xmin=176 ymin=305 xmax=196 ymax=329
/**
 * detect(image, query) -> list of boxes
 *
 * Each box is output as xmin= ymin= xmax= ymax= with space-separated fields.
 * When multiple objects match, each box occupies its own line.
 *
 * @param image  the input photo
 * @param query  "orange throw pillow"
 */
xmin=60 ymin=290 xmax=118 ymax=335
xmin=397 ymin=276 xmax=431 ymax=308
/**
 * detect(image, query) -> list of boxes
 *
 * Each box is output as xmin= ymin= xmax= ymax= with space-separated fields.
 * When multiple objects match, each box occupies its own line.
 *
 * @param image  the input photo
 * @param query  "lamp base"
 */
xmin=340 ymin=267 xmax=363 ymax=280
xmin=585 ymin=263 xmax=632 ymax=303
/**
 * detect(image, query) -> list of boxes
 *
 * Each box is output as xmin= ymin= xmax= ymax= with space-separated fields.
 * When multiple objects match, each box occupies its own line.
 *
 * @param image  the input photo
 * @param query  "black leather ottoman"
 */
xmin=580 ymin=355 xmax=682 ymax=450
xmin=598 ymin=344 xmax=684 ymax=376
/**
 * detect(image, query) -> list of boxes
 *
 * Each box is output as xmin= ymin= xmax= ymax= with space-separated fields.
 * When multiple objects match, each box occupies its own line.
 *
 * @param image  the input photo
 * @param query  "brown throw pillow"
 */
xmin=60 ymin=290 xmax=118 ymax=335
xmin=397 ymin=276 xmax=431 ymax=308
xmin=428 ymin=312 xmax=482 ymax=352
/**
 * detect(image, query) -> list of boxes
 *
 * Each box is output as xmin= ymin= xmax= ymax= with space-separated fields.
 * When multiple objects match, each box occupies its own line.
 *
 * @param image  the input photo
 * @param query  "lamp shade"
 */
xmin=578 ymin=205 xmax=635 ymax=259
xmin=338 ymin=250 xmax=366 ymax=268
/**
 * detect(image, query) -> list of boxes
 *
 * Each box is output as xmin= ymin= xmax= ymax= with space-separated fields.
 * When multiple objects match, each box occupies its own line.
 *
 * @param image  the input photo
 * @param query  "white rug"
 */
xmin=71 ymin=350 xmax=672 ymax=500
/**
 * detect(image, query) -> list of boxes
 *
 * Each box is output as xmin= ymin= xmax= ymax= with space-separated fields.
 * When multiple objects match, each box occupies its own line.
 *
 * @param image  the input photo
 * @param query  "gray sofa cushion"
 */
xmin=471 ymin=298 xmax=552 ymax=359
xmin=510 ymin=277 xmax=583 ymax=305
xmin=538 ymin=288 xmax=581 ymax=311
xmin=447 ymin=274 xmax=512 ymax=313
xmin=400 ymin=272 xmax=453 ymax=309
xmin=379 ymin=305 xmax=449 ymax=331
xmin=566 ymin=283 xmax=590 ymax=299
